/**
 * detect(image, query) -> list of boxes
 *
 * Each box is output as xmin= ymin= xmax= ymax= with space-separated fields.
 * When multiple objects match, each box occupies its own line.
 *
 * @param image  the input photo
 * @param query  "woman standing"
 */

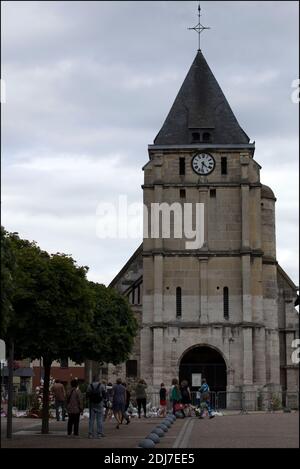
xmin=112 ymin=378 xmax=126 ymax=429
xmin=171 ymin=380 xmax=185 ymax=418
xmin=180 ymin=380 xmax=192 ymax=416
xmin=135 ymin=379 xmax=147 ymax=418
xmin=66 ymin=379 xmax=83 ymax=437
xmin=169 ymin=378 xmax=178 ymax=412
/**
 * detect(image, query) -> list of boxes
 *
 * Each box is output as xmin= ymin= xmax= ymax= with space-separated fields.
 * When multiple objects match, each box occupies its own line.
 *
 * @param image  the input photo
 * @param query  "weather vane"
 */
xmin=188 ymin=1 xmax=211 ymax=52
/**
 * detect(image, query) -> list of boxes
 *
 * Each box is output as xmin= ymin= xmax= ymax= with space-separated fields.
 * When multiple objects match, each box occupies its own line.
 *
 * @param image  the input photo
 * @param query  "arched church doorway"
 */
xmin=179 ymin=345 xmax=227 ymax=394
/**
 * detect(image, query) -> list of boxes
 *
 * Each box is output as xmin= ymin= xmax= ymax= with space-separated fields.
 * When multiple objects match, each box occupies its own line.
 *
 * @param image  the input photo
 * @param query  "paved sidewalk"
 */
xmin=182 ymin=412 xmax=299 ymax=448
xmin=1 ymin=416 xmax=183 ymax=448
xmin=1 ymin=412 xmax=298 ymax=448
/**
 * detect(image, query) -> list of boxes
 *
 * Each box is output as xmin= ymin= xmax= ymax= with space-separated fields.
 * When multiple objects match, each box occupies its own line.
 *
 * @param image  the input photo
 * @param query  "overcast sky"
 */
xmin=1 ymin=1 xmax=299 ymax=286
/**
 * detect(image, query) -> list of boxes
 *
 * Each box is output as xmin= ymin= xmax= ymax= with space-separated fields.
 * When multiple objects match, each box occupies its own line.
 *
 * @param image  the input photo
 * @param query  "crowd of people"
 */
xmin=51 ymin=376 xmax=214 ymax=438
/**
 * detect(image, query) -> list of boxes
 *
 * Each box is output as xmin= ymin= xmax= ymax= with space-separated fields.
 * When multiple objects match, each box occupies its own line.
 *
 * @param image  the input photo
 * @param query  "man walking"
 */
xmin=198 ymin=378 xmax=215 ymax=419
xmin=51 ymin=379 xmax=66 ymax=421
xmin=87 ymin=375 xmax=106 ymax=438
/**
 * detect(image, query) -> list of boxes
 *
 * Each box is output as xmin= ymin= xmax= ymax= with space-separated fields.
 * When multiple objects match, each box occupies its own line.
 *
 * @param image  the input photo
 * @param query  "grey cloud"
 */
xmin=2 ymin=1 xmax=299 ymax=285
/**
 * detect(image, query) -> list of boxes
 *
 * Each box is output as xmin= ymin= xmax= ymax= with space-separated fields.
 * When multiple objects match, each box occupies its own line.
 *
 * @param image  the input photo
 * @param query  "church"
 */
xmin=108 ymin=45 xmax=298 ymax=405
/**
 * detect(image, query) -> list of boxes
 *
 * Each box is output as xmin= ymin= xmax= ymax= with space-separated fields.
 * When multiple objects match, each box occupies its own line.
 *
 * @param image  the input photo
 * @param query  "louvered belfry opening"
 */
xmin=223 ymin=287 xmax=229 ymax=320
xmin=176 ymin=287 xmax=182 ymax=318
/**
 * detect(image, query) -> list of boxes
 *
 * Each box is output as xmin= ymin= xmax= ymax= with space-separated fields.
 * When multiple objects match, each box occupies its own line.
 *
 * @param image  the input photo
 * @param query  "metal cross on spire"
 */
xmin=188 ymin=2 xmax=210 ymax=52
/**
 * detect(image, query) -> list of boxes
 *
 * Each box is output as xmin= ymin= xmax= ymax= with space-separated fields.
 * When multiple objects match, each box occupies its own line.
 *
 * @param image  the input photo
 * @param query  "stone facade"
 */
xmin=108 ymin=51 xmax=299 ymax=399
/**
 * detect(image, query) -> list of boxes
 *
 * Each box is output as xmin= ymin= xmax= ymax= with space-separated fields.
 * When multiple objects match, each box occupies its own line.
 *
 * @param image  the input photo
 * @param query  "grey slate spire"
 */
xmin=154 ymin=50 xmax=250 ymax=145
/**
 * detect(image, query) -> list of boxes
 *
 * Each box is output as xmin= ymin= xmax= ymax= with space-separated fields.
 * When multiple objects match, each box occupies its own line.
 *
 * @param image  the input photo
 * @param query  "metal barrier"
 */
xmin=242 ymin=391 xmax=258 ymax=412
xmin=285 ymin=391 xmax=299 ymax=410
xmin=4 ymin=389 xmax=299 ymax=414
xmin=189 ymin=391 xmax=216 ymax=407
xmin=216 ymin=391 xmax=242 ymax=411
xmin=216 ymin=391 xmax=300 ymax=412
xmin=256 ymin=391 xmax=299 ymax=412
xmin=12 ymin=392 xmax=35 ymax=411
xmin=145 ymin=391 xmax=217 ymax=410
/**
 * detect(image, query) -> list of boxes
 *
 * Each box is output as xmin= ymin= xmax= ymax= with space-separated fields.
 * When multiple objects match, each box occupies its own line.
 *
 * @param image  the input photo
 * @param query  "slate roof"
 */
xmin=109 ymin=243 xmax=143 ymax=288
xmin=154 ymin=50 xmax=250 ymax=145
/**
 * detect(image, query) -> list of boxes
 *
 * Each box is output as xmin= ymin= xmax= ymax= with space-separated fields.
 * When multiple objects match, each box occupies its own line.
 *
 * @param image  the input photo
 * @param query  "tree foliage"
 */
xmin=1 ymin=228 xmax=138 ymax=433
xmin=82 ymin=282 xmax=138 ymax=365
xmin=0 ymin=227 xmax=16 ymax=336
xmin=3 ymin=230 xmax=137 ymax=365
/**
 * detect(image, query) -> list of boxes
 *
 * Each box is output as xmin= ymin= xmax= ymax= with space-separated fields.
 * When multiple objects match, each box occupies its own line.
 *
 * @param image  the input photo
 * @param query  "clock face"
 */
xmin=192 ymin=153 xmax=215 ymax=175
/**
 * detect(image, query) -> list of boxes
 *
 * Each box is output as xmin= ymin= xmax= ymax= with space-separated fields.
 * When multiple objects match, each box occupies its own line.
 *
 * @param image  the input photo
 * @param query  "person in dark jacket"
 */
xmin=51 ymin=379 xmax=66 ymax=421
xmin=66 ymin=379 xmax=83 ymax=436
xmin=180 ymin=380 xmax=192 ymax=416
xmin=159 ymin=383 xmax=167 ymax=417
xmin=135 ymin=379 xmax=147 ymax=418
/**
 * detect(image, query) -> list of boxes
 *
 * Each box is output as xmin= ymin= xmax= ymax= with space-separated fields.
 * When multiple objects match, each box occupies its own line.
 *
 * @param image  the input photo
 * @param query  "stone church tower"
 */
xmin=109 ymin=50 xmax=299 ymax=403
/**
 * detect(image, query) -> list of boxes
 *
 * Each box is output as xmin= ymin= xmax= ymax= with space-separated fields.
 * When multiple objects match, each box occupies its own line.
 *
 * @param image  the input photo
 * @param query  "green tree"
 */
xmin=0 ymin=227 xmax=16 ymax=336
xmin=5 ymin=233 xmax=94 ymax=433
xmin=82 ymin=282 xmax=138 ymax=365
xmin=3 ymin=230 xmax=138 ymax=434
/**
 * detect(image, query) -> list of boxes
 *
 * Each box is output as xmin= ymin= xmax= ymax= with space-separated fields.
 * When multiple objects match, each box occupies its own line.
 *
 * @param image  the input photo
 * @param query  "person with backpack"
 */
xmin=86 ymin=375 xmax=106 ymax=438
xmin=198 ymin=378 xmax=215 ymax=419
xmin=135 ymin=379 xmax=147 ymax=419
xmin=66 ymin=379 xmax=83 ymax=437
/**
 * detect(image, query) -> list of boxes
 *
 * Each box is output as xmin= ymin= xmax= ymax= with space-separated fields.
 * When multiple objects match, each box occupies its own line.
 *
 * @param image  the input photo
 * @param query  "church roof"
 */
xmin=277 ymin=264 xmax=298 ymax=291
xmin=261 ymin=184 xmax=276 ymax=200
xmin=109 ymin=243 xmax=142 ymax=289
xmin=154 ymin=51 xmax=250 ymax=145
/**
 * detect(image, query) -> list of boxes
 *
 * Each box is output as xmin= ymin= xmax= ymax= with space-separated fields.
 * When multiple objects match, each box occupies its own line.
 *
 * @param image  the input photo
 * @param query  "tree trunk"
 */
xmin=41 ymin=358 xmax=52 ymax=434
xmin=6 ymin=341 xmax=14 ymax=439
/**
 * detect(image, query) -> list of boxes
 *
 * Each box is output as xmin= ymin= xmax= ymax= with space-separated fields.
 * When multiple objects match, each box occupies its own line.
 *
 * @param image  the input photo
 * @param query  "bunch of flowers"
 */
xmin=28 ymin=377 xmax=55 ymax=418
